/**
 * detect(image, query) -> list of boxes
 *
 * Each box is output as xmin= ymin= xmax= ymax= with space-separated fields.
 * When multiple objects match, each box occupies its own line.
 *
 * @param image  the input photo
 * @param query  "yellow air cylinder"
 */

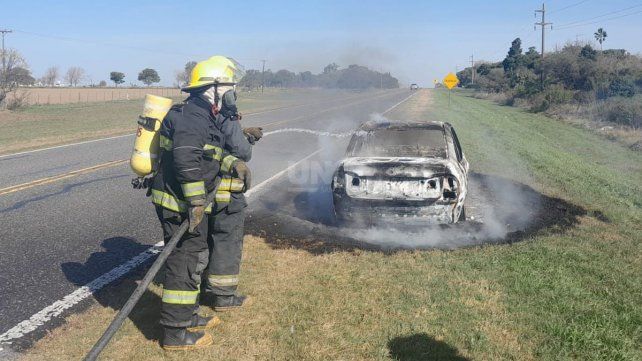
xmin=130 ymin=94 xmax=173 ymax=177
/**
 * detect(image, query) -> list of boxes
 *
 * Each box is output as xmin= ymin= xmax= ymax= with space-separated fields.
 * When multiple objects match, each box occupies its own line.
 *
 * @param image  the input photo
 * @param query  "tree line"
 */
xmin=455 ymin=28 xmax=642 ymax=129
xmin=237 ymin=63 xmax=399 ymax=90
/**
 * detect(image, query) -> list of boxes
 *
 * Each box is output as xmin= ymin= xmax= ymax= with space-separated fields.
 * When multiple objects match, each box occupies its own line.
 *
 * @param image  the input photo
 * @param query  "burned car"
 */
xmin=332 ymin=120 xmax=469 ymax=225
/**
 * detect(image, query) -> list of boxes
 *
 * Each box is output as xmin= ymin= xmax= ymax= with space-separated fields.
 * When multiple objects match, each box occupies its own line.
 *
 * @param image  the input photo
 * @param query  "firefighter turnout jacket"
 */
xmin=214 ymin=110 xmax=252 ymax=208
xmin=151 ymin=96 xmax=226 ymax=213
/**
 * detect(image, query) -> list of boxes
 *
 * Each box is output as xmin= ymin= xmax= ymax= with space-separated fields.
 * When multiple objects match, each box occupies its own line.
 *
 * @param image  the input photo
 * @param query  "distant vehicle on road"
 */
xmin=410 ymin=83 xmax=419 ymax=90
xmin=331 ymin=120 xmax=469 ymax=225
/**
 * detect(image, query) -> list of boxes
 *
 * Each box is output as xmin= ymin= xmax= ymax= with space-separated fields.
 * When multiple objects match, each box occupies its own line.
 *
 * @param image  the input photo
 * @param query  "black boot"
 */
xmin=186 ymin=313 xmax=222 ymax=332
xmin=214 ymin=294 xmax=249 ymax=312
xmin=162 ymin=326 xmax=213 ymax=351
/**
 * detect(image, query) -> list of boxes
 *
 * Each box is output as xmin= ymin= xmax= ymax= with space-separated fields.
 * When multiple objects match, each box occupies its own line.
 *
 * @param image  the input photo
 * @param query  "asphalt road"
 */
xmin=0 ymin=88 xmax=414 ymax=353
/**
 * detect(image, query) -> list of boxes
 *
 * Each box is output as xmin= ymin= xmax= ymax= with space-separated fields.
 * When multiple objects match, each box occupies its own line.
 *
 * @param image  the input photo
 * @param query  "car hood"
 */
xmin=340 ymin=156 xmax=461 ymax=178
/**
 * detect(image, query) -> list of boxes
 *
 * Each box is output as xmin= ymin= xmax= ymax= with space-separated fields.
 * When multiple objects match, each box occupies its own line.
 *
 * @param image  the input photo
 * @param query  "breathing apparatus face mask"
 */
xmin=218 ymin=85 xmax=238 ymax=118
xmin=200 ymin=84 xmax=237 ymax=117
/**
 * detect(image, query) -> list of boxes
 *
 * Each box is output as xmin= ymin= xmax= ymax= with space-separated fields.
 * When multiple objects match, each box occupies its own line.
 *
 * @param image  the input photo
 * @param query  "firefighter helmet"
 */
xmin=182 ymin=56 xmax=245 ymax=92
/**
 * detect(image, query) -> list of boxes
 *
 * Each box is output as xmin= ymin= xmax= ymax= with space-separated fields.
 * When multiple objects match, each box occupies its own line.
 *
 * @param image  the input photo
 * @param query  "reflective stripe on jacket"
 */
xmin=151 ymin=96 xmax=225 ymax=212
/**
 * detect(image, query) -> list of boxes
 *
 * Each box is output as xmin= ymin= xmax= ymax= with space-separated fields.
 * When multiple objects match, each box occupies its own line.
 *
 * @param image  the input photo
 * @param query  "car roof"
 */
xmin=359 ymin=120 xmax=447 ymax=132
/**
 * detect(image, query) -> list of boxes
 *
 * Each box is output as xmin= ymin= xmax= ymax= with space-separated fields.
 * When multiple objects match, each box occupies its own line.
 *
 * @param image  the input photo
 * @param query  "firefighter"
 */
xmin=200 ymin=56 xmax=264 ymax=311
xmin=151 ymin=58 xmax=249 ymax=350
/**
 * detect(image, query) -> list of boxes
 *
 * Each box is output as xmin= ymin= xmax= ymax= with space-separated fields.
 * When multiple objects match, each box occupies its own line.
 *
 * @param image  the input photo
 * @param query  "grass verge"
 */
xmin=21 ymin=89 xmax=641 ymax=361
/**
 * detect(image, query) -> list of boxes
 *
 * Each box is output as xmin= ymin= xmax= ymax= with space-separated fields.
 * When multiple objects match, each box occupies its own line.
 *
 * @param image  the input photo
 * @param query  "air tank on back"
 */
xmin=130 ymin=94 xmax=173 ymax=177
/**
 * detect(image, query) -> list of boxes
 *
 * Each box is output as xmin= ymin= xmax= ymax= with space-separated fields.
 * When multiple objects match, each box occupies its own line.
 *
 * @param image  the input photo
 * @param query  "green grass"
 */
xmin=0 ymin=88 xmax=328 ymax=155
xmin=22 ymin=89 xmax=641 ymax=361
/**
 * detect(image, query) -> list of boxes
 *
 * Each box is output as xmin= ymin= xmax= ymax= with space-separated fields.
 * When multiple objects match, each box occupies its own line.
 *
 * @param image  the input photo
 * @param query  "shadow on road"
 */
xmin=61 ymin=237 xmax=162 ymax=342
xmin=0 ymin=174 xmax=129 ymax=214
xmin=246 ymin=172 xmax=588 ymax=255
xmin=387 ymin=333 xmax=470 ymax=361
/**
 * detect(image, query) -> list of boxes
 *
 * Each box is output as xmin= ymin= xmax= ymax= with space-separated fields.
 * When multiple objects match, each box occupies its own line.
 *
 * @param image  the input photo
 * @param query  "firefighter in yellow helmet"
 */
xmin=151 ymin=56 xmax=253 ymax=350
xmin=188 ymin=56 xmax=264 ymax=311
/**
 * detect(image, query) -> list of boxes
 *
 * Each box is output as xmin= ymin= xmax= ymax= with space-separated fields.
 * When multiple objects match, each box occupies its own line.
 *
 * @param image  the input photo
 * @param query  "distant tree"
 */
xmin=323 ymin=63 xmax=339 ymax=74
xmin=42 ymin=66 xmax=59 ymax=87
xmin=273 ymin=69 xmax=296 ymax=87
xmin=298 ymin=71 xmax=315 ymax=86
xmin=11 ymin=67 xmax=35 ymax=85
xmin=524 ymin=46 xmax=540 ymax=69
xmin=64 ymin=67 xmax=85 ymax=87
xmin=175 ymin=61 xmax=197 ymax=87
xmin=580 ymin=45 xmax=597 ymax=60
xmin=477 ymin=63 xmax=491 ymax=76
xmin=138 ymin=68 xmax=160 ymax=86
xmin=0 ymin=49 xmax=31 ymax=107
xmin=98 ymin=80 xmax=107 ymax=87
xmin=594 ymin=28 xmax=607 ymax=51
xmin=110 ymin=71 xmax=125 ymax=87
xmin=502 ymin=38 xmax=524 ymax=74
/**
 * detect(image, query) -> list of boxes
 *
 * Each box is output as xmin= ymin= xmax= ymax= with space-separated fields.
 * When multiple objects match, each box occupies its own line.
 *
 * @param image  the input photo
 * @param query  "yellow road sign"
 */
xmin=443 ymin=72 xmax=459 ymax=90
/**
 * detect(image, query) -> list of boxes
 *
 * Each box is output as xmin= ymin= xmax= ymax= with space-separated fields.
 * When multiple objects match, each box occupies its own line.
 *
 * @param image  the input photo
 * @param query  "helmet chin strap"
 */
xmin=202 ymin=85 xmax=220 ymax=114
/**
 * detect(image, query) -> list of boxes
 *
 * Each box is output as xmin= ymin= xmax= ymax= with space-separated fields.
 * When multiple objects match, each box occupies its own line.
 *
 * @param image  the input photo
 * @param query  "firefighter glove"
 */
xmin=187 ymin=198 xmax=206 ymax=233
xmin=232 ymin=161 xmax=252 ymax=191
xmin=243 ymin=127 xmax=263 ymax=144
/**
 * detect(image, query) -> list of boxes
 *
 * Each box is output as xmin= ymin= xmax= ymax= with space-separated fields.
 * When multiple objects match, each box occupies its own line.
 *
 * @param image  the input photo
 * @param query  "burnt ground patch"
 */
xmin=246 ymin=172 xmax=587 ymax=254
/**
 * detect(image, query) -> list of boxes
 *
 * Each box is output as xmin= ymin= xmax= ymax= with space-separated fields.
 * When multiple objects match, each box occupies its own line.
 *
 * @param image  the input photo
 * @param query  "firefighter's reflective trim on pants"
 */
xmin=220 ymin=155 xmax=238 ymax=173
xmin=152 ymin=189 xmax=213 ymax=213
xmin=215 ymin=191 xmax=231 ymax=203
xmin=160 ymin=135 xmax=173 ymax=151
xmin=218 ymin=177 xmax=245 ymax=192
xmin=181 ymin=181 xmax=206 ymax=198
xmin=208 ymin=274 xmax=239 ymax=287
xmin=162 ymin=288 xmax=200 ymax=305
xmin=203 ymin=144 xmax=224 ymax=161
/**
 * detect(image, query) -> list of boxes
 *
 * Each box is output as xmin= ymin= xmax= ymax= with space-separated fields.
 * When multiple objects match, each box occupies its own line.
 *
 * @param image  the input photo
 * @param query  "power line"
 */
xmin=555 ymin=9 xmax=642 ymax=30
xmin=548 ymin=0 xmax=591 ymax=15
xmin=554 ymin=3 xmax=642 ymax=28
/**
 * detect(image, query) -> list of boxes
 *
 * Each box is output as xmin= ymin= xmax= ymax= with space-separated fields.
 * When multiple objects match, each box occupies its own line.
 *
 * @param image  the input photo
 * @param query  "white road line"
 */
xmin=0 ymin=90 xmax=416 ymax=346
xmin=382 ymin=90 xmax=417 ymax=115
xmin=0 ymin=134 xmax=134 ymax=160
xmin=0 ymin=148 xmax=322 ymax=346
xmin=0 ymin=241 xmax=163 ymax=344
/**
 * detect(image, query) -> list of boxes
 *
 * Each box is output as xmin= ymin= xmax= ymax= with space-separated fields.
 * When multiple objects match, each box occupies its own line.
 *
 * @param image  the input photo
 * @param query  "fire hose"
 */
xmin=84 ymin=178 xmax=221 ymax=361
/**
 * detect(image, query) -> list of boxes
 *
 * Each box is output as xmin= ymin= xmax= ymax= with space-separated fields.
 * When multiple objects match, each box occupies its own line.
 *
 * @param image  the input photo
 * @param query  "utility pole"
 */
xmin=1 ymin=29 xmax=13 ymax=81
xmin=535 ymin=3 xmax=552 ymax=87
xmin=469 ymin=54 xmax=475 ymax=85
xmin=260 ymin=59 xmax=266 ymax=93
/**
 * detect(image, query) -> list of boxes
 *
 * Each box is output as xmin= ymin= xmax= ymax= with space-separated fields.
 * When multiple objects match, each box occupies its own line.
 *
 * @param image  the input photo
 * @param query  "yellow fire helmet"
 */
xmin=182 ymin=56 xmax=246 ymax=92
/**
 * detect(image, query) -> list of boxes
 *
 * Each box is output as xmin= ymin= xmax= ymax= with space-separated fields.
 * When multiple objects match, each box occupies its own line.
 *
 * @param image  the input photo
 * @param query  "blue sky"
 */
xmin=2 ymin=0 xmax=641 ymax=87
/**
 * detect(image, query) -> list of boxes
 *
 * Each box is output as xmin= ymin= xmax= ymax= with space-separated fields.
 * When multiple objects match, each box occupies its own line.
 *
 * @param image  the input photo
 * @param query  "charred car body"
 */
xmin=332 ymin=120 xmax=469 ymax=225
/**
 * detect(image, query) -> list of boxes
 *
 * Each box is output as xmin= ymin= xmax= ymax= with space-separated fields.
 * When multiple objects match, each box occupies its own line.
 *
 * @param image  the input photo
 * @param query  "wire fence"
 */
xmin=12 ymin=87 xmax=183 ymax=105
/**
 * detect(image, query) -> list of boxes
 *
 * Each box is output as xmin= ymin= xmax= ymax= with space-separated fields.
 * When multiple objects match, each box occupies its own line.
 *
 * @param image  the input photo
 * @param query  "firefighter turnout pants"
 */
xmin=156 ymin=206 xmax=210 ymax=327
xmin=204 ymin=198 xmax=246 ymax=296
